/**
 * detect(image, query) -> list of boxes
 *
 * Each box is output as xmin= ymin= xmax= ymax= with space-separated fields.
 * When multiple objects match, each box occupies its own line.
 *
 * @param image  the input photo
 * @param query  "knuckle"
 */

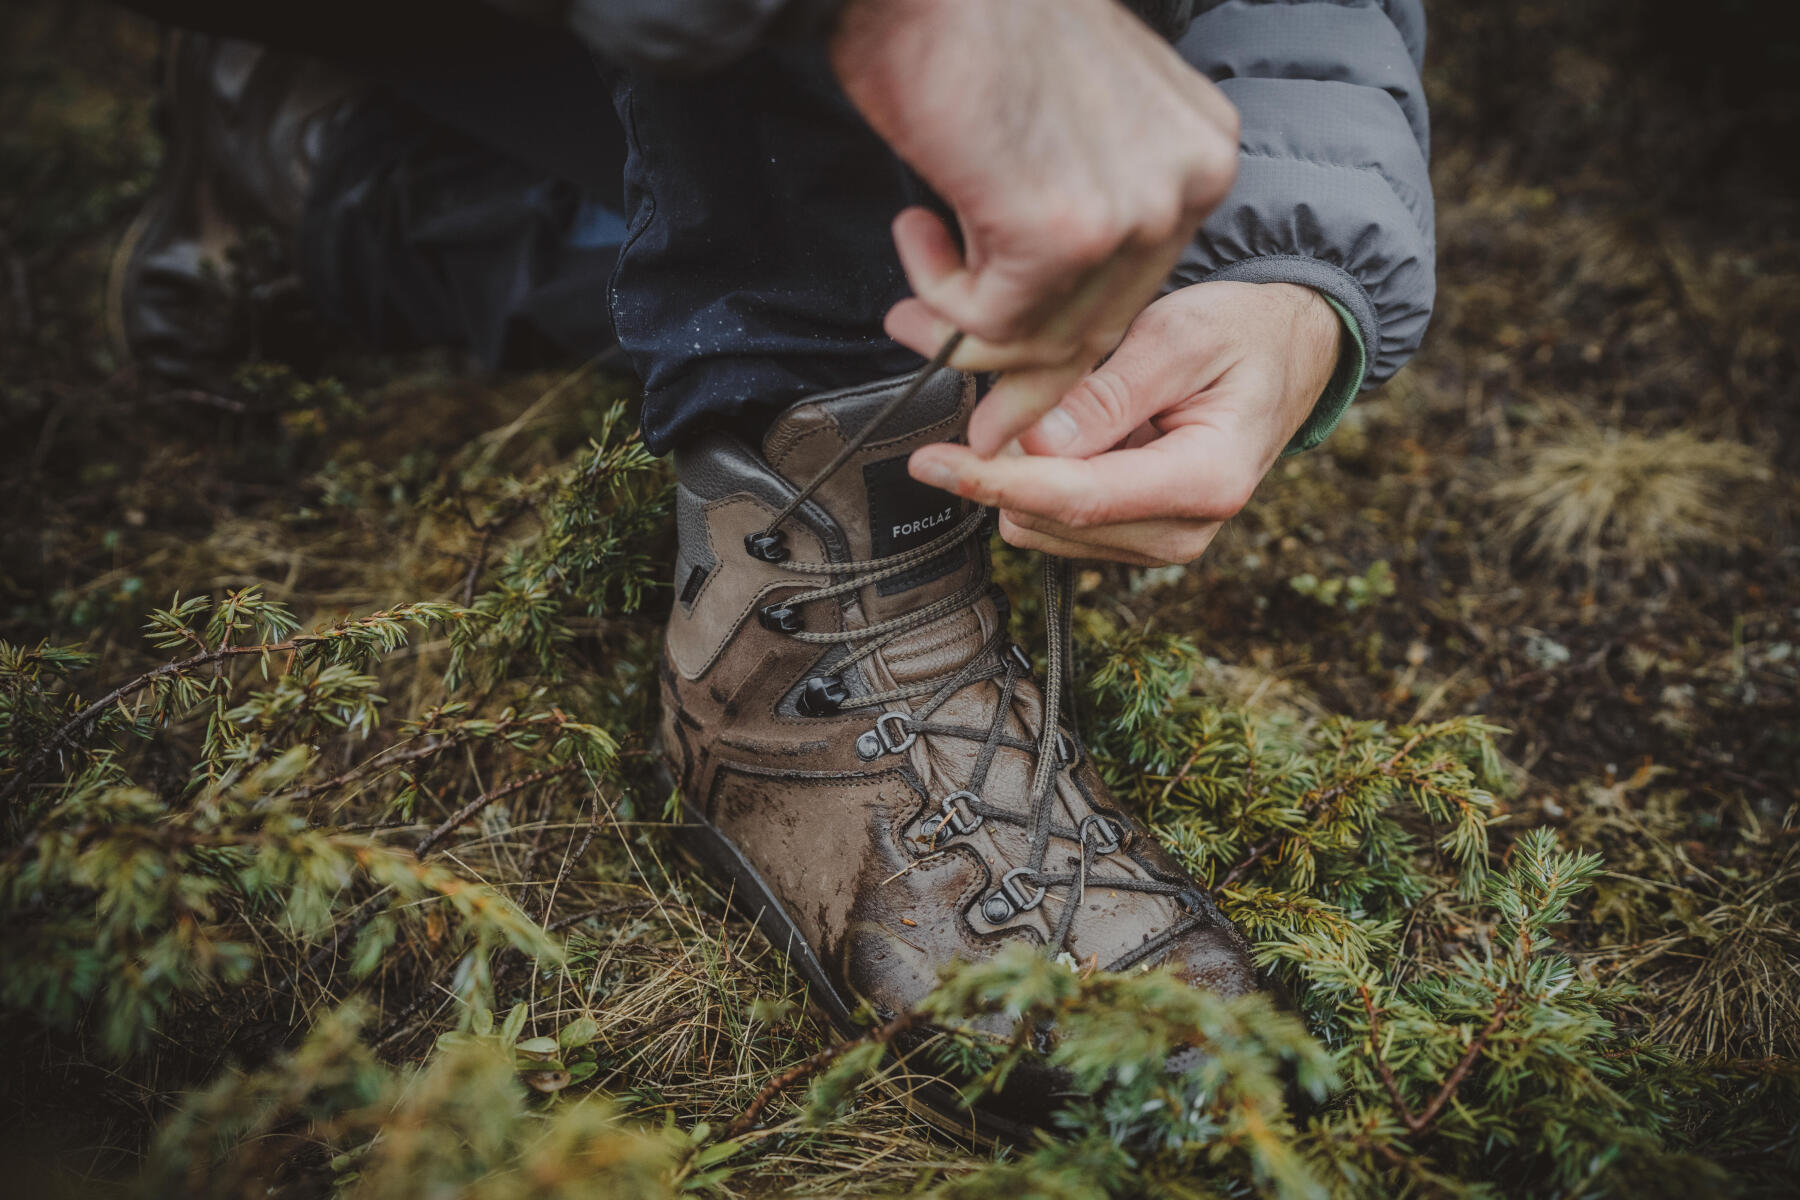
xmin=1131 ymin=299 xmax=1183 ymax=341
xmin=1132 ymin=194 xmax=1186 ymax=247
xmin=997 ymin=514 xmax=1045 ymax=552
xmin=1186 ymin=137 xmax=1239 ymax=211
xmin=968 ymin=478 xmax=1006 ymax=509
xmin=1078 ymin=322 xmax=1129 ymax=360
xmin=1042 ymin=203 xmax=1119 ymax=265
xmin=1217 ymin=104 xmax=1242 ymax=148
xmin=1059 ymin=492 xmax=1107 ymax=530
xmin=965 ymin=310 xmax=1031 ymax=344
xmin=1062 ymin=372 xmax=1134 ymax=434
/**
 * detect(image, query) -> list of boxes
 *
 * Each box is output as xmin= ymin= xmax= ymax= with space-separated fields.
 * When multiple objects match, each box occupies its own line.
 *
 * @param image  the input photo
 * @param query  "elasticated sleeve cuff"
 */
xmin=1302 ymin=292 xmax=1367 ymax=453
xmin=1172 ymin=1 xmax=1435 ymax=405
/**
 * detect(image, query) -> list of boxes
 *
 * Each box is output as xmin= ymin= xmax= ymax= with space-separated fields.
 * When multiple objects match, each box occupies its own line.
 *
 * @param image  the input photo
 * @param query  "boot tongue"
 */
xmin=761 ymin=372 xmax=995 ymax=688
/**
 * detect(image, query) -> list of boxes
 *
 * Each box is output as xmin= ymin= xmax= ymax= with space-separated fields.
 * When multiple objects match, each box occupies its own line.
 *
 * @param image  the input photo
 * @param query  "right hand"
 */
xmin=830 ymin=0 xmax=1240 ymax=455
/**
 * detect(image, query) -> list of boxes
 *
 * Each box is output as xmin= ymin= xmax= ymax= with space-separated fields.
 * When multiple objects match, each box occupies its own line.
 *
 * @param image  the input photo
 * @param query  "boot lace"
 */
xmin=744 ymin=337 xmax=1210 ymax=966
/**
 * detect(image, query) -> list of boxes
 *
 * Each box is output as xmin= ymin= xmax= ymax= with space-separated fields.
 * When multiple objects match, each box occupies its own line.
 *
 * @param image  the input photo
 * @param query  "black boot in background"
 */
xmin=108 ymin=34 xmax=364 ymax=385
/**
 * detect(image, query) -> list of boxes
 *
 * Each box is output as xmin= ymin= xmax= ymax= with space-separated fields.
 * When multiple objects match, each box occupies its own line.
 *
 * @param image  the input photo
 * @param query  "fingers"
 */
xmin=1013 ymin=298 xmax=1226 ymax=458
xmin=964 ymin=361 xmax=1096 ymax=457
xmin=892 ymin=207 xmax=1085 ymax=346
xmin=886 ymin=300 xmax=1086 ymax=373
xmin=938 ymin=232 xmax=1196 ymax=456
xmin=909 ymin=422 xmax=1258 ymax=529
xmin=999 ymin=509 xmax=1224 ymax=566
xmin=994 ymin=512 xmax=1169 ymax=567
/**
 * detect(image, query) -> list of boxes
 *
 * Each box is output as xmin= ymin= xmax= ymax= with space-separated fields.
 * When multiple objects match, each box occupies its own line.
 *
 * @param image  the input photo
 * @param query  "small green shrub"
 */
xmin=2 ymin=412 xmax=1793 ymax=1198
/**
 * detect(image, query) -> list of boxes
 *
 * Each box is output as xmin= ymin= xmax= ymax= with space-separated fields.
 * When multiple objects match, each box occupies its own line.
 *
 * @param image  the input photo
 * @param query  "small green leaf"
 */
xmin=500 ymin=1002 xmax=528 ymax=1047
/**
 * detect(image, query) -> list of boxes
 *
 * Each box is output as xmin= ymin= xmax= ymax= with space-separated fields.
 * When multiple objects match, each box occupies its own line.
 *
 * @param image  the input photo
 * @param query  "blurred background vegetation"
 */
xmin=1 ymin=1 xmax=1796 ymax=1196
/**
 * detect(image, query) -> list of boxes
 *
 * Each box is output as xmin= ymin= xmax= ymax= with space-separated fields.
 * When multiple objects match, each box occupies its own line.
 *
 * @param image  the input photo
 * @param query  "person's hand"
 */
xmin=905 ymin=281 xmax=1342 ymax=566
xmin=829 ymin=0 xmax=1241 ymax=455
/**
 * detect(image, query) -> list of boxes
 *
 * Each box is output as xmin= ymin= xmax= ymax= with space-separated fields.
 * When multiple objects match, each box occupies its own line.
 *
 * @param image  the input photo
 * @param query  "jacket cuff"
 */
xmin=1181 ymin=255 xmax=1373 ymax=452
xmin=1298 ymin=293 xmax=1367 ymax=453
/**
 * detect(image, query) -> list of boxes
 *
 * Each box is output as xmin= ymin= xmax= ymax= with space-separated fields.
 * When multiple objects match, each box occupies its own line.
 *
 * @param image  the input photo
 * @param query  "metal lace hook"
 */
xmin=746 ymin=329 xmax=966 ymax=559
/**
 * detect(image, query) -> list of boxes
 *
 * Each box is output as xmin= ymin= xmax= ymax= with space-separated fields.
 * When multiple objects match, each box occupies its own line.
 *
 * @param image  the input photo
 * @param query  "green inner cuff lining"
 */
xmin=1286 ymin=293 xmax=1368 ymax=455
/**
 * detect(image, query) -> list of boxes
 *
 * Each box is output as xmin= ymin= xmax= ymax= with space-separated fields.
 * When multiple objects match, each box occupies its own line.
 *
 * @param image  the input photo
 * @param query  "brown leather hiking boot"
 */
xmin=108 ymin=34 xmax=362 ymax=384
xmin=659 ymin=363 xmax=1264 ymax=1141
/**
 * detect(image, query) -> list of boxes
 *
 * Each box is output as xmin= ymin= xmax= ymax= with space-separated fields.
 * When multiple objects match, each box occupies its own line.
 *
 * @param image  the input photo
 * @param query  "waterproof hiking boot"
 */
xmin=658 ymin=361 xmax=1264 ymax=1143
xmin=108 ymin=34 xmax=363 ymax=384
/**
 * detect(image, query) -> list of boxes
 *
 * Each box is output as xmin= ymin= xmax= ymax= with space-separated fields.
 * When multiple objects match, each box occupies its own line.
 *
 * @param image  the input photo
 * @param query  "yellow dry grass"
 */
xmin=1489 ymin=419 xmax=1772 ymax=576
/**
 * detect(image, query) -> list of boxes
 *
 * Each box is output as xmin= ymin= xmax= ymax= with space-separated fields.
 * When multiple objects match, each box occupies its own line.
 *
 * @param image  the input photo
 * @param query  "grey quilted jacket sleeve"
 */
xmin=1173 ymin=0 xmax=1433 ymax=435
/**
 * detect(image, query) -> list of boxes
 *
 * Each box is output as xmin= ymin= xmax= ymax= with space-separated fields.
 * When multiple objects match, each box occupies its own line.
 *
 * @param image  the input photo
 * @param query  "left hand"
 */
xmin=906 ymin=281 xmax=1342 ymax=566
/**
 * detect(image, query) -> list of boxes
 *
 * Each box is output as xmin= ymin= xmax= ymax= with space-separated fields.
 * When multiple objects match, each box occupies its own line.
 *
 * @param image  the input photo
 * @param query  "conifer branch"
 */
xmin=1215 ymin=731 xmax=1428 ymax=891
xmin=1 ymin=639 xmax=306 ymax=806
xmin=273 ymin=764 xmax=579 ymax=1000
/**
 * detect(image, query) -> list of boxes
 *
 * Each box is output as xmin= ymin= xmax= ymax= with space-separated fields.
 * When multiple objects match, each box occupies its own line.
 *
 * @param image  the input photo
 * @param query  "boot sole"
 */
xmin=655 ymin=763 xmax=1042 ymax=1149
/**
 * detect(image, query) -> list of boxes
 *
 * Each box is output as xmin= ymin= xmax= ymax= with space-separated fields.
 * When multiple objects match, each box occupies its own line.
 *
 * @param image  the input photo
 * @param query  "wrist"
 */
xmin=1263 ymin=282 xmax=1342 ymax=393
xmin=1286 ymin=286 xmax=1367 ymax=454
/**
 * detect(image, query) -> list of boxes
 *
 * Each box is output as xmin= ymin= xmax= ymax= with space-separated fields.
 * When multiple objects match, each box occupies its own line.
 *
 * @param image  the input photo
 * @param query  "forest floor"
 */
xmin=2 ymin=1 xmax=1797 ymax=1196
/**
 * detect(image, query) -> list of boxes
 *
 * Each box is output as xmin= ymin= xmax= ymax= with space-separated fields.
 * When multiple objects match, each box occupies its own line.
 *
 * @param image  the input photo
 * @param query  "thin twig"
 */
xmin=1411 ymin=998 xmax=1514 ymax=1131
xmin=538 ymin=787 xmax=603 ymax=924
xmin=723 ymin=1009 xmax=922 ymax=1140
xmin=2 ymin=639 xmax=308 ymax=807
xmin=1361 ymin=985 xmax=1515 ymax=1135
xmin=414 ymin=764 xmax=577 ymax=858
xmin=278 ymin=737 xmax=451 ymax=804
xmin=0 ymin=226 xmax=35 ymax=335
xmin=461 ymin=524 xmax=497 ymax=607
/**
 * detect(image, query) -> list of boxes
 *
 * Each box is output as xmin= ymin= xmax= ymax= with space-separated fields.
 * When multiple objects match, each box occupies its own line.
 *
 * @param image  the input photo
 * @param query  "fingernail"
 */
xmin=914 ymin=459 xmax=956 ymax=490
xmin=1032 ymin=407 xmax=1079 ymax=451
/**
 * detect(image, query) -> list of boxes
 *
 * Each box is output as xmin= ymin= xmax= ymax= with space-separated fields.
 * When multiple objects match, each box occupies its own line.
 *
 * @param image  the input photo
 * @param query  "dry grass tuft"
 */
xmin=1490 ymin=419 xmax=1772 ymax=576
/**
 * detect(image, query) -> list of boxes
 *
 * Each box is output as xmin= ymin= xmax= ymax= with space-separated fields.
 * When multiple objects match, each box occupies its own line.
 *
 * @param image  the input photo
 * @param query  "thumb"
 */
xmin=1014 ymin=308 xmax=1218 ymax=458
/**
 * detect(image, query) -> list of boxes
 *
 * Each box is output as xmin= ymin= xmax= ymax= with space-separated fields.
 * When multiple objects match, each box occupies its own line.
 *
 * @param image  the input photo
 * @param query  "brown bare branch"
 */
xmin=413 ymin=763 xmax=578 ymax=859
xmin=724 ymin=1009 xmax=922 ymax=1140
xmin=2 ymin=639 xmax=309 ymax=808
xmin=1361 ymin=984 xmax=1516 ymax=1136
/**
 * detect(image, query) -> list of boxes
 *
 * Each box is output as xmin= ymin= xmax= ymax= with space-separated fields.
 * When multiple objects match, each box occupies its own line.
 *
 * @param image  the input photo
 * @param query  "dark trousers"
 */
xmin=120 ymin=0 xmax=931 ymax=452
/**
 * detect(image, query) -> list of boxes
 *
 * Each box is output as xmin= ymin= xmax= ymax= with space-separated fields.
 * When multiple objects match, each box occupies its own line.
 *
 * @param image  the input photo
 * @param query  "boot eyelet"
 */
xmin=1078 ymin=814 xmax=1122 ymax=855
xmin=870 ymin=711 xmax=916 ymax=755
xmin=855 ymin=731 xmax=884 ymax=760
xmin=1056 ymin=730 xmax=1078 ymax=764
xmin=1006 ymin=643 xmax=1032 ymax=675
xmin=981 ymin=894 xmax=1016 ymax=924
xmin=924 ymin=790 xmax=983 ymax=843
xmin=758 ymin=603 xmax=803 ymax=634
xmin=744 ymin=531 xmax=789 ymax=562
xmin=797 ymin=676 xmax=848 ymax=717
xmin=1000 ymin=867 xmax=1046 ymax=912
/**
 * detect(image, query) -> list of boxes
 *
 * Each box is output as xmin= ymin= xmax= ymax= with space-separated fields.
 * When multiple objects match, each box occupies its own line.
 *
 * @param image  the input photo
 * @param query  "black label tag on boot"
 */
xmin=862 ymin=454 xmax=967 ymax=596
